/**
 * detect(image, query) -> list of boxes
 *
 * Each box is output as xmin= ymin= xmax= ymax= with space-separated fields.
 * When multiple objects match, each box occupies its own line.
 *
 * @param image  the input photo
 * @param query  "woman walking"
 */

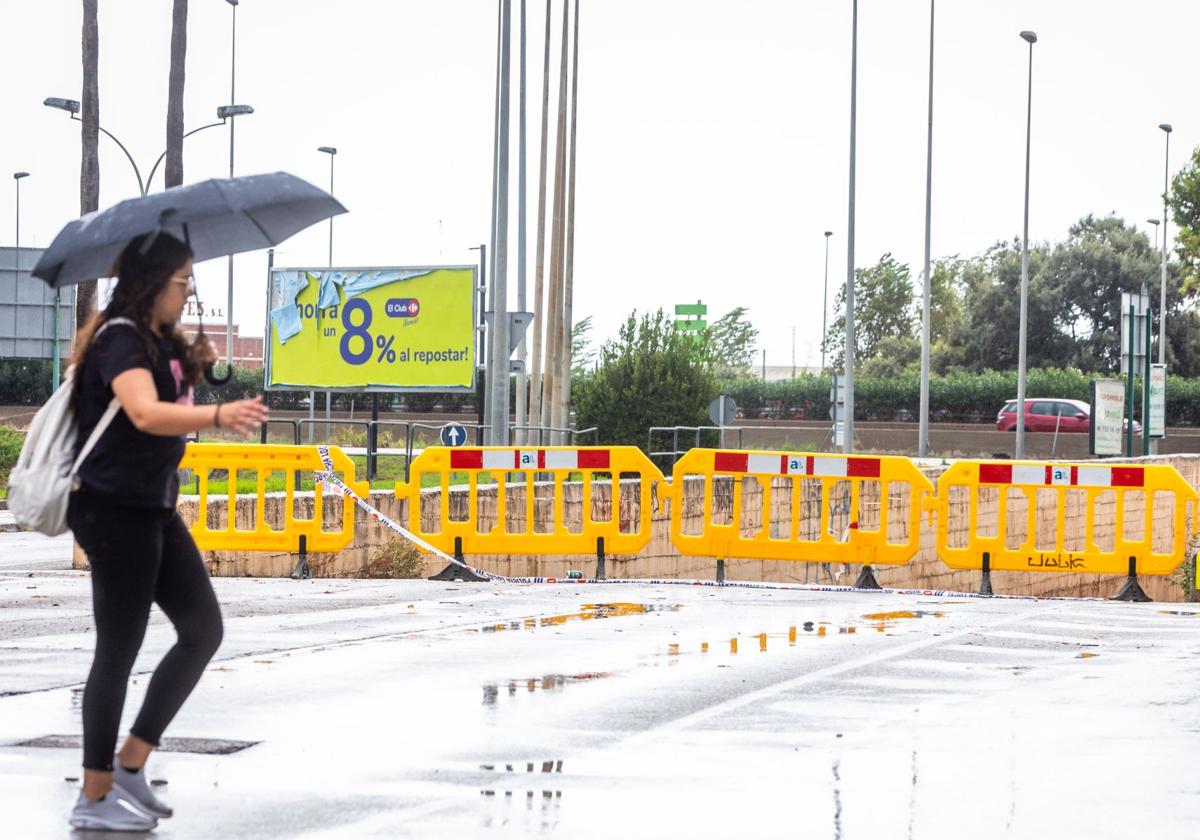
xmin=67 ymin=232 xmax=268 ymax=831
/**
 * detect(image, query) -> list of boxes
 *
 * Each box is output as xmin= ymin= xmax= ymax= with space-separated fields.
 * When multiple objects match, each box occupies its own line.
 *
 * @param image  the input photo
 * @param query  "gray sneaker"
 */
xmin=113 ymin=762 xmax=173 ymax=819
xmin=68 ymin=790 xmax=159 ymax=832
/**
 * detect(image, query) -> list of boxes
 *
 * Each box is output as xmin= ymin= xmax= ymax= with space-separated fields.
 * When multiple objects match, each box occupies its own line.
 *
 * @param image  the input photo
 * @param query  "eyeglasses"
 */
xmin=170 ymin=274 xmax=197 ymax=295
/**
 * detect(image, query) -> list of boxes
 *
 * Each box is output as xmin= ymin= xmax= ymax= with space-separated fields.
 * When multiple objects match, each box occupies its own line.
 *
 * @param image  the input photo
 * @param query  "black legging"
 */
xmin=68 ymin=490 xmax=224 ymax=772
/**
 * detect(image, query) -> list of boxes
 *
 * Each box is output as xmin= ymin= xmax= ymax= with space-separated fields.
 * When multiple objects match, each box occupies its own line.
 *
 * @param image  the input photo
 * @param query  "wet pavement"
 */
xmin=2 ymin=531 xmax=1199 ymax=838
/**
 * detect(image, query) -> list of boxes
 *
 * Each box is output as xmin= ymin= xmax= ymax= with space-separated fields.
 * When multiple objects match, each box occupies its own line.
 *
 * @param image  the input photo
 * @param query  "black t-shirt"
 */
xmin=75 ymin=323 xmax=192 ymax=509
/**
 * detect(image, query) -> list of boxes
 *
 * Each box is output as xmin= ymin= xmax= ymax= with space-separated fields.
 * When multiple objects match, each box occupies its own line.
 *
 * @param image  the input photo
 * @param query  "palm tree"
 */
xmin=77 ymin=0 xmax=99 ymax=327
xmin=165 ymin=0 xmax=188 ymax=188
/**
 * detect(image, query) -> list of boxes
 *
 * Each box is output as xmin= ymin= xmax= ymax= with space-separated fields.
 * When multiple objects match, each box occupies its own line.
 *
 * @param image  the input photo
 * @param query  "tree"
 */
xmin=955 ymin=240 xmax=1070 ymax=372
xmin=572 ymin=309 xmax=718 ymax=446
xmin=571 ymin=315 xmax=595 ymax=378
xmin=1045 ymin=215 xmax=1173 ymax=372
xmin=165 ymin=0 xmax=188 ymax=188
xmin=1169 ymin=144 xmax=1200 ymax=299
xmin=77 ymin=0 xmax=100 ymax=329
xmin=705 ymin=306 xmax=759 ymax=376
xmin=822 ymin=253 xmax=916 ymax=363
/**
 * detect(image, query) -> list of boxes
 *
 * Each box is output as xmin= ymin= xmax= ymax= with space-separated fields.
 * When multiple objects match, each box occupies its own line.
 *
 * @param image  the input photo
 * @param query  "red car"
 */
xmin=995 ymin=398 xmax=1141 ymax=434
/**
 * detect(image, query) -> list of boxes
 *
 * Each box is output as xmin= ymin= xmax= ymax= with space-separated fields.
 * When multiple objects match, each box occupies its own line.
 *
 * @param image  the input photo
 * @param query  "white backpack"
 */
xmin=8 ymin=318 xmax=135 ymax=536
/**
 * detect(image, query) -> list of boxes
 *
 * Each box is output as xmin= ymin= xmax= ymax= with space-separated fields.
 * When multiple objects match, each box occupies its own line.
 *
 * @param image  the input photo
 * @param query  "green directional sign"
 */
xmin=675 ymin=301 xmax=707 ymax=341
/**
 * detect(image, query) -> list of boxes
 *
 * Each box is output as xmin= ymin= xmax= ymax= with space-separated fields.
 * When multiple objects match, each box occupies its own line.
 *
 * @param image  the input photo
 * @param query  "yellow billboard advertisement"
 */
xmin=265 ymin=266 xmax=476 ymax=390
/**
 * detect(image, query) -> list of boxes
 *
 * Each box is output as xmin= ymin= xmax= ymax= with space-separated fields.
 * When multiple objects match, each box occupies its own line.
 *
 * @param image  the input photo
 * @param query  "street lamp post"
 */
xmin=44 ymin=97 xmax=248 ymax=197
xmin=318 ymin=147 xmax=337 ymax=265
xmin=1148 ymin=217 xmax=1160 ymax=253
xmin=1158 ymin=122 xmax=1172 ymax=365
xmin=1015 ymin=30 xmax=1037 ymax=461
xmin=918 ymin=0 xmax=935 ymax=458
xmin=820 ymin=230 xmax=832 ymax=372
xmin=844 ymin=0 xmax=858 ymax=456
xmin=318 ymin=146 xmax=337 ymax=432
xmin=222 ymin=0 xmax=243 ymax=382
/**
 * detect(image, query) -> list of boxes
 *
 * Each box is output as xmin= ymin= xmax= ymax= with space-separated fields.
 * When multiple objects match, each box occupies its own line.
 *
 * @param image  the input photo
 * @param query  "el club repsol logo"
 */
xmin=386 ymin=298 xmax=421 ymax=318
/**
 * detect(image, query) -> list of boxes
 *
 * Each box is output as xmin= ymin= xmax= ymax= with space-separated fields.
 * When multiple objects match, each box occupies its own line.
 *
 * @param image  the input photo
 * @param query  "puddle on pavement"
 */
xmin=480 ymin=759 xmax=564 ymax=805
xmin=479 ymin=602 xmax=681 ymax=634
xmin=862 ymin=610 xmax=945 ymax=622
xmin=861 ymin=610 xmax=945 ymax=632
xmin=480 ymin=606 xmax=944 ymax=705
xmin=483 ymin=672 xmax=613 ymax=705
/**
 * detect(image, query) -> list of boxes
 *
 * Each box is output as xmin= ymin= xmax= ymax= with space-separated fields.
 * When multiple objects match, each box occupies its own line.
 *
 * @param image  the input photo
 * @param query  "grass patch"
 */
xmin=0 ymin=426 xmax=24 ymax=499
xmin=177 ymin=457 xmax=471 ymax=495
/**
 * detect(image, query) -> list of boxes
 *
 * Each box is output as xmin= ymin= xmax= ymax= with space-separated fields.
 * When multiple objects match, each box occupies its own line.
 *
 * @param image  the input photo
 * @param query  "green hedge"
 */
xmin=3 ymin=358 xmax=1196 ymax=427
xmin=193 ymin=369 xmax=479 ymax=413
xmin=0 ymin=361 xmax=480 ymax=414
xmin=721 ymin=368 xmax=1198 ymax=425
xmin=0 ymin=360 xmax=55 ymax=405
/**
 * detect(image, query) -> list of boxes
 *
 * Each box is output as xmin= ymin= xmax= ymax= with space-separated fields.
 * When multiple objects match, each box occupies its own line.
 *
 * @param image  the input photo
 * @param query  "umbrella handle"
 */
xmin=205 ymin=363 xmax=233 ymax=386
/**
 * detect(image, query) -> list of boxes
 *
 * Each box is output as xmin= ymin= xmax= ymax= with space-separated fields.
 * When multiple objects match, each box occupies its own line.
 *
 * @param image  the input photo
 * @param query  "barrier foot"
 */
xmin=980 ymin=553 xmax=994 ymax=597
xmin=1110 ymin=557 xmax=1152 ymax=603
xmin=716 ymin=559 xmax=726 ymax=584
xmin=595 ymin=537 xmax=606 ymax=581
xmin=428 ymin=538 xmax=489 ymax=583
xmin=290 ymin=535 xmax=311 ymax=580
xmin=853 ymin=564 xmax=881 ymax=590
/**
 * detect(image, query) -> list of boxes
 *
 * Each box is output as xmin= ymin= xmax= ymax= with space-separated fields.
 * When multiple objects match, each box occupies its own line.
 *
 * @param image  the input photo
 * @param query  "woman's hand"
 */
xmin=217 ymin=396 xmax=269 ymax=436
xmin=189 ymin=335 xmax=220 ymax=368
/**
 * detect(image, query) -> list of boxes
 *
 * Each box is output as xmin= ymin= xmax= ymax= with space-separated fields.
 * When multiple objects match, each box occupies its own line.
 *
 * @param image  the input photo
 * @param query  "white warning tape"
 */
xmin=313 ymin=446 xmax=1071 ymax=601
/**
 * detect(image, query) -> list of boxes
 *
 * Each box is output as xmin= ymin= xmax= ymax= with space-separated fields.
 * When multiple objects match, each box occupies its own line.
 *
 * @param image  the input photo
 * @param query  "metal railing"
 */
xmin=511 ymin=425 xmax=600 ymax=446
xmin=192 ymin=414 xmax=600 ymax=484
xmin=648 ymin=424 xmax=840 ymax=469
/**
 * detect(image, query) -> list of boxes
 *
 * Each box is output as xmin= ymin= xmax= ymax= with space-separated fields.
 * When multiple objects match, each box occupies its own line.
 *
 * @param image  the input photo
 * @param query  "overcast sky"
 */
xmin=1 ymin=1 xmax=1195 ymax=368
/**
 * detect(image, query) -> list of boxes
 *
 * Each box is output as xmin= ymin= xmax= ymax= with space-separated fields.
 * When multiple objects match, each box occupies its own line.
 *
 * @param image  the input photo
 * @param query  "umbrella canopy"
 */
xmin=32 ymin=171 xmax=346 ymax=289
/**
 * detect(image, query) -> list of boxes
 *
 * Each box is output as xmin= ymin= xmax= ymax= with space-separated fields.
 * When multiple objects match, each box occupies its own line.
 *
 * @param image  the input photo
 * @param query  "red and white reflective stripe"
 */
xmin=978 ymin=463 xmax=1144 ymax=488
xmin=713 ymin=452 xmax=881 ymax=479
xmin=448 ymin=448 xmax=611 ymax=471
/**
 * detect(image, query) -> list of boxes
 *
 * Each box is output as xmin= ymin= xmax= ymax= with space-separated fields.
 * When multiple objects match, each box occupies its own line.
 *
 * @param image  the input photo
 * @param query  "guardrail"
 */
xmin=664 ymin=449 xmax=935 ymax=585
xmin=394 ymin=445 xmax=667 ymax=577
xmin=179 ymin=443 xmax=367 ymax=562
xmin=176 ymin=442 xmax=1200 ymax=600
xmin=935 ymin=460 xmax=1199 ymax=598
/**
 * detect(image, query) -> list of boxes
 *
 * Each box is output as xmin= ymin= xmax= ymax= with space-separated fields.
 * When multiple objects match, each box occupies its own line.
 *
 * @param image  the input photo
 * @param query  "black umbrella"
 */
xmin=32 ymin=171 xmax=346 ymax=288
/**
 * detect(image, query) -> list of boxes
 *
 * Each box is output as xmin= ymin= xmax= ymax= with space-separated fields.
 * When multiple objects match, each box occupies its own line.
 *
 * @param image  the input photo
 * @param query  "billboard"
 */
xmin=1149 ymin=364 xmax=1166 ymax=439
xmin=265 ymin=265 xmax=476 ymax=391
xmin=0 ymin=246 xmax=74 ymax=360
xmin=1089 ymin=379 xmax=1125 ymax=456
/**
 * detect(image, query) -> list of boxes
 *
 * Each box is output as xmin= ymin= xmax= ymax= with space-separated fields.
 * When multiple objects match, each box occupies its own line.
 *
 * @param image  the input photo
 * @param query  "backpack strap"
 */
xmin=69 ymin=317 xmax=141 ymax=477
xmin=71 ymin=397 xmax=121 ymax=476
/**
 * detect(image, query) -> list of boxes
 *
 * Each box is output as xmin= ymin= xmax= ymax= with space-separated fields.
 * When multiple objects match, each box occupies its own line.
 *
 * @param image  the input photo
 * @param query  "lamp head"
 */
xmin=217 ymin=104 xmax=254 ymax=119
xmin=1160 ymin=123 xmax=1173 ymax=134
xmin=1147 ymin=218 xmax=1160 ymax=226
xmin=824 ymin=231 xmax=833 ymax=237
xmin=318 ymin=146 xmax=337 ymax=155
xmin=225 ymin=0 xmax=238 ymax=6
xmin=1019 ymin=30 xmax=1037 ymax=44
xmin=13 ymin=172 xmax=30 ymax=180
xmin=43 ymin=97 xmax=81 ymax=115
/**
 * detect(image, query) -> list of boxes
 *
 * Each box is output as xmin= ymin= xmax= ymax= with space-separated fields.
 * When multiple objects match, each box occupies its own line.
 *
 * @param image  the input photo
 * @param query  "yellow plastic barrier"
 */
xmin=396 ymin=446 xmax=666 ymax=557
xmin=667 ymin=449 xmax=935 ymax=565
xmin=935 ymin=460 xmax=1198 ymax=575
xmin=180 ymin=443 xmax=367 ymax=553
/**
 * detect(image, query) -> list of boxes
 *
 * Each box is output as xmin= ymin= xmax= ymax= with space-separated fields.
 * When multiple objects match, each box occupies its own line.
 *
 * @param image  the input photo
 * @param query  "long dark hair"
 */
xmin=71 ymin=232 xmax=207 ymax=405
